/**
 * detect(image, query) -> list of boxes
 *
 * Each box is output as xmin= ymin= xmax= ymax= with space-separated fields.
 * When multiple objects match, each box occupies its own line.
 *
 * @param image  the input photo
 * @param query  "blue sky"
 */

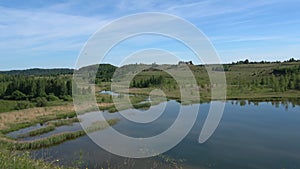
xmin=0 ymin=0 xmax=300 ymax=70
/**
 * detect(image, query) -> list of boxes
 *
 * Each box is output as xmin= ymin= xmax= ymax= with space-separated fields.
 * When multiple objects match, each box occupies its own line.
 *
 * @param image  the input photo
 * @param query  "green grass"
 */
xmin=50 ymin=118 xmax=80 ymax=127
xmin=0 ymin=99 xmax=70 ymax=113
xmin=0 ymin=100 xmax=30 ymax=113
xmin=132 ymin=102 xmax=151 ymax=109
xmin=18 ymin=125 xmax=56 ymax=138
xmin=85 ymin=118 xmax=119 ymax=133
xmin=0 ymin=111 xmax=77 ymax=134
xmin=96 ymin=62 xmax=300 ymax=104
xmin=1 ymin=118 xmax=119 ymax=150
xmin=9 ymin=131 xmax=86 ymax=150
xmin=0 ymin=149 xmax=72 ymax=169
xmin=17 ymin=118 xmax=80 ymax=138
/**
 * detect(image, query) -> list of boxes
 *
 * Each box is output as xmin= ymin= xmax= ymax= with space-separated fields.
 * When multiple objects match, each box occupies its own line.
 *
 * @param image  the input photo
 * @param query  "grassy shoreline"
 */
xmin=0 ymin=118 xmax=119 ymax=150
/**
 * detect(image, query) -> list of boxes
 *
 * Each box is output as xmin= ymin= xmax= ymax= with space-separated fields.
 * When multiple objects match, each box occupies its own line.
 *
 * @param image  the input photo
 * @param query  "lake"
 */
xmin=29 ymin=100 xmax=300 ymax=169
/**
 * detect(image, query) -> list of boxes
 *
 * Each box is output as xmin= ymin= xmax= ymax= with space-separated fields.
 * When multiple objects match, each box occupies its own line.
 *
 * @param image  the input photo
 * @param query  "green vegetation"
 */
xmin=1 ymin=58 xmax=299 ymax=113
xmin=76 ymin=63 xmax=117 ymax=83
xmin=16 ymin=117 xmax=80 ymax=138
xmin=0 ymin=111 xmax=77 ymax=134
xmin=0 ymin=59 xmax=299 ymax=169
xmin=0 ymin=100 xmax=33 ymax=113
xmin=85 ymin=118 xmax=119 ymax=133
xmin=18 ymin=125 xmax=56 ymax=138
xmin=0 ymin=118 xmax=119 ymax=150
xmin=50 ymin=118 xmax=80 ymax=127
xmin=111 ymin=59 xmax=300 ymax=102
xmin=6 ymin=131 xmax=86 ymax=150
xmin=0 ymin=149 xmax=70 ymax=169
xmin=0 ymin=68 xmax=73 ymax=76
xmin=0 ymin=75 xmax=73 ymax=100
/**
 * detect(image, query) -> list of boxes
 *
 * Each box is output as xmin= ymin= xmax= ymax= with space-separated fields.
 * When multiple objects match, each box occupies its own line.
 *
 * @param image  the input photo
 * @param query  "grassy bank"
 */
xmin=0 ymin=149 xmax=72 ymax=169
xmin=0 ymin=118 xmax=119 ymax=150
xmin=18 ymin=125 xmax=56 ymax=138
xmin=50 ymin=117 xmax=80 ymax=127
xmin=0 ymin=104 xmax=74 ymax=132
xmin=0 ymin=111 xmax=77 ymax=134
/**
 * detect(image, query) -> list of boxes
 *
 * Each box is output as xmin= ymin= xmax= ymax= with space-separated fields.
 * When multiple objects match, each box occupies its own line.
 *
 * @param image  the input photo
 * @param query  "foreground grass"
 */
xmin=0 ymin=148 xmax=73 ymax=169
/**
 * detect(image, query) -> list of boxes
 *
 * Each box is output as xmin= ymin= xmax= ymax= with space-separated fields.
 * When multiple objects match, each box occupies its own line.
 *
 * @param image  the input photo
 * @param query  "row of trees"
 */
xmin=232 ymin=58 xmax=299 ymax=65
xmin=0 ymin=75 xmax=72 ymax=101
xmin=130 ymin=75 xmax=164 ymax=88
xmin=232 ymin=73 xmax=300 ymax=92
xmin=272 ymin=65 xmax=300 ymax=75
xmin=267 ymin=74 xmax=300 ymax=92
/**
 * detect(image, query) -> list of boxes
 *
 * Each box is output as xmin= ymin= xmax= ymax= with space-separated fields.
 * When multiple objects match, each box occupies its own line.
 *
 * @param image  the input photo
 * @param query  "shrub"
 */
xmin=46 ymin=94 xmax=59 ymax=101
xmin=11 ymin=90 xmax=27 ymax=100
xmin=15 ymin=101 xmax=34 ymax=110
xmin=35 ymin=97 xmax=48 ymax=107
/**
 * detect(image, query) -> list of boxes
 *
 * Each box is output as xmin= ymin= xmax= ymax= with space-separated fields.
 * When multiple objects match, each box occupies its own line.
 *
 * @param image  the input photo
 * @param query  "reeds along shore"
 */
xmin=1 ymin=118 xmax=119 ymax=150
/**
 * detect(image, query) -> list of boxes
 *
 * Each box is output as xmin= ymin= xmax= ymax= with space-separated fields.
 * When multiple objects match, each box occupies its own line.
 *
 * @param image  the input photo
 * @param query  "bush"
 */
xmin=46 ymin=94 xmax=59 ymax=101
xmin=60 ymin=95 xmax=73 ymax=101
xmin=11 ymin=90 xmax=27 ymax=100
xmin=15 ymin=101 xmax=34 ymax=110
xmin=35 ymin=97 xmax=48 ymax=107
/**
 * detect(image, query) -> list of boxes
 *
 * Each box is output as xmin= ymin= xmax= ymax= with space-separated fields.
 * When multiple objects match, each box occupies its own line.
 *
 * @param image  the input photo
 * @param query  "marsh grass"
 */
xmin=0 ymin=111 xmax=77 ymax=134
xmin=132 ymin=102 xmax=151 ymax=109
xmin=86 ymin=118 xmax=119 ymax=133
xmin=50 ymin=118 xmax=80 ymax=127
xmin=18 ymin=125 xmax=56 ymax=138
xmin=0 ymin=149 xmax=69 ymax=169
xmin=7 ymin=131 xmax=86 ymax=150
xmin=1 ymin=118 xmax=119 ymax=150
xmin=0 ymin=104 xmax=74 ymax=132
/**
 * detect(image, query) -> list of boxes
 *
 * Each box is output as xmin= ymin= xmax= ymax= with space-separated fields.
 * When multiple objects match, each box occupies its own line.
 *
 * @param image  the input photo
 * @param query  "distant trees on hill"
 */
xmin=78 ymin=64 xmax=117 ymax=83
xmin=232 ymin=58 xmax=299 ymax=65
xmin=230 ymin=69 xmax=300 ymax=92
xmin=0 ymin=68 xmax=73 ymax=76
xmin=272 ymin=65 xmax=300 ymax=75
xmin=130 ymin=75 xmax=163 ymax=88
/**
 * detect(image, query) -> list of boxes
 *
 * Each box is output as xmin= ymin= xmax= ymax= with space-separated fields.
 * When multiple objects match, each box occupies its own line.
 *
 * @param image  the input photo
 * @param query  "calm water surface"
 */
xmin=30 ymin=100 xmax=300 ymax=169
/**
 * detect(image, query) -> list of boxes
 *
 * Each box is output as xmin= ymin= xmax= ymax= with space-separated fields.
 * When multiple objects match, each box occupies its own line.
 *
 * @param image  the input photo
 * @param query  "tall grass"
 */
xmin=0 ymin=148 xmax=73 ymax=169
xmin=86 ymin=118 xmax=119 ymax=133
xmin=0 ymin=111 xmax=77 ymax=134
xmin=18 ymin=125 xmax=56 ymax=138
xmin=8 ymin=130 xmax=86 ymax=150
xmin=50 ymin=118 xmax=80 ymax=127
xmin=3 ymin=118 xmax=119 ymax=150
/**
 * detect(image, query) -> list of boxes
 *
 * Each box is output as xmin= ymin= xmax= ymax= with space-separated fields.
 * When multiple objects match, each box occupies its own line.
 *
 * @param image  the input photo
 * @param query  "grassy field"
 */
xmin=102 ymin=62 xmax=300 ymax=103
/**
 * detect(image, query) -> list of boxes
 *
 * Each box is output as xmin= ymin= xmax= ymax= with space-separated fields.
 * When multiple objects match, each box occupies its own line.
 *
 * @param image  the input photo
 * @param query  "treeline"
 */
xmin=232 ymin=71 xmax=300 ymax=92
xmin=78 ymin=64 xmax=117 ymax=83
xmin=0 ymin=74 xmax=73 ymax=108
xmin=0 ymin=68 xmax=74 ymax=76
xmin=272 ymin=65 xmax=300 ymax=75
xmin=232 ymin=58 xmax=299 ymax=65
xmin=130 ymin=75 xmax=163 ymax=88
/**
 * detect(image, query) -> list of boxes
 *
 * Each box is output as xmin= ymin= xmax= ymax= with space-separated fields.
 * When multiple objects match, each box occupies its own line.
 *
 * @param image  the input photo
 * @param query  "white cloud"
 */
xmin=0 ymin=6 xmax=109 ymax=53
